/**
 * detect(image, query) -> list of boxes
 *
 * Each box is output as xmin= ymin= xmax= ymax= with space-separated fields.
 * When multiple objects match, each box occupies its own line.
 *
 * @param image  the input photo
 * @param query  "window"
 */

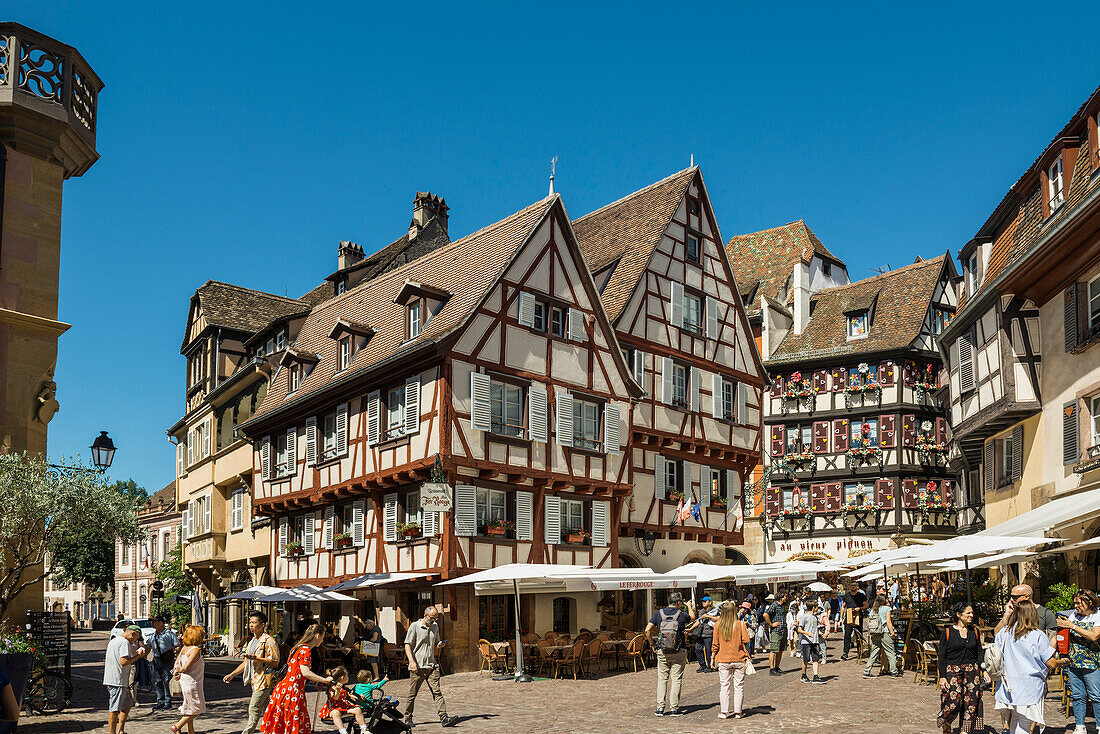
xmin=162 ymin=532 xmax=171 ymax=560
xmin=121 ymin=586 xmax=129 ymax=615
xmin=478 ymin=595 xmax=513 ymax=640
xmin=1000 ymin=436 xmax=1013 ymax=485
xmin=490 ymin=382 xmax=524 ymax=437
xmin=187 ymin=349 xmax=205 ymax=389
xmin=1091 ymin=395 xmax=1100 ymax=449
xmin=1048 ymin=157 xmax=1065 ymax=211
xmin=572 ymin=398 xmax=600 ymax=450
xmin=966 ymin=253 xmax=979 ymax=297
xmin=385 ymin=386 xmax=405 ymax=440
xmin=931 ymin=307 xmax=954 ymax=335
xmin=664 ymin=458 xmax=681 ymax=496
xmin=822 ymin=262 xmax=832 ymax=277
xmin=843 ymin=483 xmax=861 ymax=505
xmin=782 ymin=487 xmax=794 ymax=509
xmin=552 ymin=597 xmax=572 ymax=633
xmin=846 ymin=311 xmax=868 ymax=339
xmin=550 ymin=307 xmax=566 ymax=338
xmin=967 ymin=469 xmax=981 ymax=506
xmin=335 ymin=277 xmax=348 ymax=296
xmin=139 ymin=586 xmax=147 ymax=617
xmin=276 ymin=432 xmax=290 ymax=475
xmin=533 ymin=302 xmax=547 ymax=332
xmin=683 ymin=292 xmax=703 ymax=333
xmin=408 ymin=301 xmax=422 ymax=339
xmin=403 ymin=490 xmax=422 ymax=528
xmin=121 ymin=542 xmax=129 ymax=566
xmin=850 ymin=418 xmax=878 ymax=447
xmin=685 ymin=235 xmax=701 ymax=263
xmin=277 ymin=331 xmax=287 ymax=349
xmin=231 ymin=490 xmax=244 ymax=531
xmin=721 ymin=378 xmax=736 ymax=421
xmin=476 ymin=487 xmax=508 ymax=533
xmin=288 ymin=364 xmax=301 ymax=393
xmin=1089 ymin=275 xmax=1100 ymax=329
xmin=672 ymin=363 xmax=688 ymax=407
xmin=338 ymin=337 xmax=351 ymax=372
xmin=560 ymin=499 xmax=584 ymax=538
xmin=787 ymin=425 xmax=812 ymax=453
xmin=687 ymin=198 xmax=700 ymax=216
xmin=193 ymin=495 xmax=210 ymax=535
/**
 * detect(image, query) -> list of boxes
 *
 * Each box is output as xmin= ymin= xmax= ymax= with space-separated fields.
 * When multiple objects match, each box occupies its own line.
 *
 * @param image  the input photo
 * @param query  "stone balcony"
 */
xmin=0 ymin=22 xmax=103 ymax=177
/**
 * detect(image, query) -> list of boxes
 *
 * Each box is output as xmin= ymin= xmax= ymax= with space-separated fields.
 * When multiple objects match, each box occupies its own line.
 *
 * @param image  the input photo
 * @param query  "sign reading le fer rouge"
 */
xmin=420 ymin=483 xmax=453 ymax=512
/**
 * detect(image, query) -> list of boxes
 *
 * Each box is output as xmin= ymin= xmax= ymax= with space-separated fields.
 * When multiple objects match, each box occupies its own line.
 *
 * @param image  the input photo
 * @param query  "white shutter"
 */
xmin=633 ymin=350 xmax=645 ymax=389
xmin=285 ymin=428 xmax=296 ymax=476
xmin=670 ymin=282 xmax=684 ymax=328
xmin=203 ymin=419 xmax=211 ymax=458
xmin=528 ymin=385 xmax=548 ymax=442
xmin=454 ymin=484 xmax=477 ymax=536
xmin=544 ymin=495 xmax=561 ymax=545
xmin=305 ymin=417 xmax=318 ymax=466
xmin=181 ymin=507 xmax=190 ymax=542
xmin=700 ymin=465 xmax=712 ymax=506
xmin=711 ymin=374 xmax=723 ymax=419
xmin=303 ymin=512 xmax=315 ymax=555
xmin=728 ymin=469 xmax=743 ymax=531
xmin=278 ymin=517 xmax=287 ymax=555
xmin=661 ymin=357 xmax=674 ymax=405
xmin=323 ymin=505 xmax=334 ymax=549
xmin=603 ymin=404 xmax=621 ymax=454
xmin=958 ymin=333 xmax=975 ymax=393
xmin=366 ymin=391 xmax=381 ymax=445
xmin=706 ymin=296 xmax=719 ymax=338
xmin=591 ymin=501 xmax=609 ymax=547
xmin=654 ymin=455 xmax=666 ymax=500
xmin=187 ymin=431 xmax=194 ymax=467
xmin=555 ymin=391 xmax=574 ymax=447
xmin=261 ymin=436 xmax=272 ymax=481
xmin=516 ymin=491 xmax=533 ymax=541
xmin=736 ymin=383 xmax=747 ymax=424
xmin=423 ymin=510 xmax=437 ymax=538
xmin=336 ymin=403 xmax=349 ymax=454
xmin=383 ymin=494 xmax=397 ymax=542
xmin=690 ymin=367 xmax=701 ymax=411
xmin=404 ymin=377 xmax=421 ymax=435
xmin=469 ymin=372 xmax=492 ymax=432
xmin=233 ymin=491 xmax=243 ymax=530
xmin=352 ymin=499 xmax=365 ymax=546
xmin=684 ymin=462 xmax=694 ymax=502
xmin=188 ymin=503 xmax=196 ymax=537
xmin=176 ymin=442 xmax=185 ymax=477
xmin=568 ymin=308 xmax=584 ymax=341
xmin=518 ymin=291 xmax=536 ymax=328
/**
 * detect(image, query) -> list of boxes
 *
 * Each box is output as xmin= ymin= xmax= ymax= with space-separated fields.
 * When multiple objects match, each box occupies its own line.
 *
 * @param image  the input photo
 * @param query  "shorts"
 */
xmin=769 ymin=631 xmax=787 ymax=653
xmin=107 ymin=685 xmax=135 ymax=712
xmin=800 ymin=642 xmax=821 ymax=662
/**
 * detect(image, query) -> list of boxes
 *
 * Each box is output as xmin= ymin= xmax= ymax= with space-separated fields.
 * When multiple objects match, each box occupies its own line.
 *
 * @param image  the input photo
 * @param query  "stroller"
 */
xmin=315 ymin=684 xmax=412 ymax=734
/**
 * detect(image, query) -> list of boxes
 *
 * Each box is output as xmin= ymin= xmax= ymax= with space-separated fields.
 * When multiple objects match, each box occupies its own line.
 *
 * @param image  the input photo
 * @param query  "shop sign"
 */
xmin=771 ymin=537 xmax=889 ymax=562
xmin=420 ymin=482 xmax=453 ymax=512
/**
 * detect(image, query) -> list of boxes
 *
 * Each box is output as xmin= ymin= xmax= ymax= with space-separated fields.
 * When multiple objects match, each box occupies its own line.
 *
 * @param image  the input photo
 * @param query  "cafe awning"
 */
xmin=436 ymin=564 xmax=696 ymax=596
xmin=975 ymin=487 xmax=1100 ymax=538
xmin=325 ymin=573 xmax=430 ymax=592
xmin=666 ymin=561 xmax=823 ymax=585
xmin=257 ymin=584 xmax=358 ymax=603
xmin=216 ymin=585 xmax=282 ymax=601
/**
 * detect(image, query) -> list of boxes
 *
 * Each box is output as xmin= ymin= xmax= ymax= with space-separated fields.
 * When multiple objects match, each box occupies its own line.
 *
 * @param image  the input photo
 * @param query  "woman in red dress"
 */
xmin=261 ymin=624 xmax=333 ymax=734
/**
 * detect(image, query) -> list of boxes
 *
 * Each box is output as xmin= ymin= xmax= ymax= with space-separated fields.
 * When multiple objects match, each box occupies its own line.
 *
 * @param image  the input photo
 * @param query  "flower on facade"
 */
xmin=921 ymin=420 xmax=933 ymax=433
xmin=791 ymin=371 xmax=802 ymax=383
xmin=858 ymin=362 xmax=869 ymax=374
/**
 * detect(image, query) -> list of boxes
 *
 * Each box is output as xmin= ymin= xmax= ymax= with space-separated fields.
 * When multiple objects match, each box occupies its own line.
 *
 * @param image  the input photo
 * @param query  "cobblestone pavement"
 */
xmin=23 ymin=630 xmax=1077 ymax=733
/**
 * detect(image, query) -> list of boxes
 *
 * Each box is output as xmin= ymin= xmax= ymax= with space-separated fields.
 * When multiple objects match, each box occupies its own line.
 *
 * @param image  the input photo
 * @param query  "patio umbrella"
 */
xmin=216 ymin=585 xmax=282 ymax=601
xmin=257 ymin=584 xmax=358 ymax=603
xmin=806 ymin=581 xmax=832 ymax=593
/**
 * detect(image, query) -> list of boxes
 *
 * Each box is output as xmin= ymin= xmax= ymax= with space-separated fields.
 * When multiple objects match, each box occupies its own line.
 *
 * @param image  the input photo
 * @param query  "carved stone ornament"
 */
xmin=35 ymin=377 xmax=60 ymax=424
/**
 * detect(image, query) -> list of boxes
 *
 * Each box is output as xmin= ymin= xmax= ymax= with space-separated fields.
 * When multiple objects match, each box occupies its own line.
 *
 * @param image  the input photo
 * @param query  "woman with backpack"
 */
xmin=260 ymin=623 xmax=334 ymax=734
xmin=711 ymin=602 xmax=753 ymax=720
xmin=993 ymin=599 xmax=1061 ymax=734
xmin=862 ymin=595 xmax=899 ymax=678
xmin=937 ymin=602 xmax=983 ymax=734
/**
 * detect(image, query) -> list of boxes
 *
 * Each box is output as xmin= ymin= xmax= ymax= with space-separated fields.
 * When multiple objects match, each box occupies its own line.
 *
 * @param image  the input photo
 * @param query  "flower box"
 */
xmin=666 ymin=491 xmax=684 ymax=503
xmin=710 ymin=497 xmax=727 ymax=509
xmin=564 ymin=531 xmax=590 ymax=544
xmin=486 ymin=526 xmax=507 ymax=536
xmin=396 ymin=522 xmax=422 ymax=539
xmin=284 ymin=541 xmax=304 ymax=556
xmin=334 ymin=534 xmax=354 ymax=549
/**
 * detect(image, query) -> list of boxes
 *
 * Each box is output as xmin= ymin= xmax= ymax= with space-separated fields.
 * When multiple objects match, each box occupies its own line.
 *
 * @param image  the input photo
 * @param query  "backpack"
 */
xmin=866 ymin=607 xmax=884 ymax=634
xmin=984 ymin=633 xmax=1009 ymax=687
xmin=657 ymin=609 xmax=683 ymax=653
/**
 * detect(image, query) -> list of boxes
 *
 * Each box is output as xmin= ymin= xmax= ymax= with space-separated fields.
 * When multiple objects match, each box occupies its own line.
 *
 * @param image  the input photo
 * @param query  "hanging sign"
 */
xmin=420 ymin=483 xmax=453 ymax=512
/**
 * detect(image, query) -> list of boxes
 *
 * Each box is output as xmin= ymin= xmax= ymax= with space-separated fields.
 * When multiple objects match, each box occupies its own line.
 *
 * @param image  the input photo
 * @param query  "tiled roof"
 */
xmin=141 ymin=481 xmax=176 ymax=514
xmin=767 ymin=255 xmax=947 ymax=364
xmin=573 ymin=167 xmax=697 ymax=322
xmin=194 ymin=281 xmax=311 ymax=336
xmin=726 ymin=220 xmax=845 ymax=314
xmin=247 ymin=195 xmax=559 ymax=424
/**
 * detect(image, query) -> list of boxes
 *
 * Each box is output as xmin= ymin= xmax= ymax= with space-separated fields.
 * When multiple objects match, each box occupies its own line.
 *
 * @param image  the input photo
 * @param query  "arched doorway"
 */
xmin=725 ymin=549 xmax=751 ymax=566
xmin=600 ymin=555 xmax=644 ymax=631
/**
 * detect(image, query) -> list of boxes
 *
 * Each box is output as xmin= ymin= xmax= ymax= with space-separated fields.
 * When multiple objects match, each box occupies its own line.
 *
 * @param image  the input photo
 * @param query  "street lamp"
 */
xmin=90 ymin=431 xmax=116 ymax=470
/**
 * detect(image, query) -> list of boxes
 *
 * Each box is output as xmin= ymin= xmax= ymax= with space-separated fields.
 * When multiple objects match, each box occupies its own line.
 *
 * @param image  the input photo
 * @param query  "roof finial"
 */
xmin=549 ymin=155 xmax=557 ymax=196
xmin=690 ymin=153 xmax=695 ymax=167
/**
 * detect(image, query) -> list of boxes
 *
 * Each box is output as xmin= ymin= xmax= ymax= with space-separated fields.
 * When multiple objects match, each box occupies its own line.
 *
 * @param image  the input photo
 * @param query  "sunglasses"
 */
xmin=1010 ymin=594 xmax=1029 ymax=600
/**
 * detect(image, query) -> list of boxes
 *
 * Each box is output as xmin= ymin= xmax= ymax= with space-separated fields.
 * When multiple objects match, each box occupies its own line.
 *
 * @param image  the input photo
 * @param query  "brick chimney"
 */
xmin=338 ymin=241 xmax=364 ymax=270
xmin=409 ymin=192 xmax=449 ymax=239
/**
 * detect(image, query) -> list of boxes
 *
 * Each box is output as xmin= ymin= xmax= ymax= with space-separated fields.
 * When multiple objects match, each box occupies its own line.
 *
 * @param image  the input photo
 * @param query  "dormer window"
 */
xmin=685 ymin=235 xmax=701 ymax=263
xmin=280 ymin=349 xmax=318 ymax=395
xmin=408 ymin=301 xmax=422 ymax=339
xmin=847 ymin=311 xmax=869 ymax=339
xmin=822 ymin=262 xmax=832 ymax=277
xmin=338 ymin=337 xmax=351 ymax=372
xmin=931 ymin=306 xmax=954 ymax=335
xmin=394 ymin=280 xmax=450 ymax=342
xmin=335 ymin=277 xmax=348 ymax=296
xmin=1048 ymin=157 xmax=1065 ymax=212
xmin=289 ymin=365 xmax=301 ymax=393
xmin=966 ymin=253 xmax=979 ymax=297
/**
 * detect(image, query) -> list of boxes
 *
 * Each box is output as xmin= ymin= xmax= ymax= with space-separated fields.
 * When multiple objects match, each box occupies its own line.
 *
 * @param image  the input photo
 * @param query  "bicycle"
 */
xmin=21 ymin=667 xmax=72 ymax=715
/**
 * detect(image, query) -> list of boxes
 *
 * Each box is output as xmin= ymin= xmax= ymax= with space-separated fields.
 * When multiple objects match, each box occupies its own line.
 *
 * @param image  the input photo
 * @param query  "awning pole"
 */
xmin=964 ymin=555 xmax=972 ymax=607
xmin=513 ymin=579 xmax=532 ymax=682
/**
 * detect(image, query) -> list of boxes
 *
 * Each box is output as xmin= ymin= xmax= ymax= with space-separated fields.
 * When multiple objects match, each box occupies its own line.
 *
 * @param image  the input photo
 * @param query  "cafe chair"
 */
xmin=915 ymin=640 xmax=938 ymax=685
xmin=478 ymin=639 xmax=509 ymax=675
xmin=585 ymin=638 xmax=606 ymax=676
xmin=553 ymin=639 xmax=587 ymax=680
xmin=624 ymin=634 xmax=649 ymax=673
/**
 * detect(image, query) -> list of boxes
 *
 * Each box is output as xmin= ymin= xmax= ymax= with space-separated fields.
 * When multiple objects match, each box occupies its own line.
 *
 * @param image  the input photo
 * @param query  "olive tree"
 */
xmin=0 ymin=451 xmax=144 ymax=619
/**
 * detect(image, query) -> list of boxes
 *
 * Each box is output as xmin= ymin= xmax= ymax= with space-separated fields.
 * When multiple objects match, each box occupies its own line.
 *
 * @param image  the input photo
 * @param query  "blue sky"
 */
xmin=13 ymin=1 xmax=1100 ymax=492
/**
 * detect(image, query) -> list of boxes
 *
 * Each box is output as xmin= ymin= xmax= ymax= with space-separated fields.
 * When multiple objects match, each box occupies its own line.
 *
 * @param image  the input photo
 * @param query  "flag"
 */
xmin=670 ymin=496 xmax=685 ymax=529
xmin=690 ymin=501 xmax=701 ymax=522
xmin=677 ymin=494 xmax=693 ymax=524
xmin=731 ymin=493 xmax=744 ymax=532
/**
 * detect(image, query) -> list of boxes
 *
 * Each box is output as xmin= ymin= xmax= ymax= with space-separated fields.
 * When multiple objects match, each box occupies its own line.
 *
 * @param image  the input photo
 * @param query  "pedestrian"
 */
xmin=354 ymin=616 xmax=384 ymax=681
xmin=261 ymin=623 xmax=334 ymax=734
xmin=862 ymin=595 xmax=899 ymax=678
xmin=815 ymin=602 xmax=830 ymax=663
xmin=317 ymin=666 xmax=368 ymax=734
xmin=146 ymin=613 xmax=179 ymax=712
xmin=403 ymin=606 xmax=457 ymax=728
xmin=841 ymin=582 xmax=867 ymax=660
xmin=223 ymin=610 xmax=281 ymax=734
xmin=688 ymin=596 xmax=718 ymax=673
xmin=993 ymin=600 xmax=1060 ymax=734
xmin=889 ymin=578 xmax=900 ymax=610
xmin=763 ymin=592 xmax=788 ymax=676
xmin=645 ymin=591 xmax=693 ymax=717
xmin=1055 ymin=589 xmax=1100 ymax=734
xmin=712 ymin=602 xmax=752 ymax=720
xmin=738 ymin=602 xmax=756 ymax=656
xmin=796 ymin=601 xmax=825 ymax=684
xmin=786 ymin=601 xmax=800 ymax=657
xmin=937 ymin=601 xmax=983 ymax=734
xmin=103 ymin=623 xmax=147 ymax=734
xmin=171 ymin=625 xmax=207 ymax=734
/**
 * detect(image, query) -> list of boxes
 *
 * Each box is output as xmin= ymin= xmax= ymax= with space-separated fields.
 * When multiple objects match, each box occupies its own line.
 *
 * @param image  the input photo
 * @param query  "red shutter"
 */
xmin=765 ymin=487 xmax=780 ymax=516
xmin=832 ymin=367 xmax=848 ymax=392
xmin=935 ymin=417 xmax=947 ymax=444
xmin=810 ymin=483 xmax=827 ymax=513
xmin=879 ymin=415 xmax=897 ymax=448
xmin=770 ymin=425 xmax=786 ymax=457
xmin=903 ymin=361 xmax=916 ymax=386
xmin=813 ymin=370 xmax=828 ymax=392
xmin=833 ymin=419 xmax=850 ymax=451
xmin=876 ymin=479 xmax=895 ymax=508
xmin=901 ymin=479 xmax=920 ymax=508
xmin=771 ymin=375 xmax=785 ymax=397
xmin=825 ymin=483 xmax=843 ymax=511
xmin=878 ymin=362 xmax=895 ymax=386
xmin=901 ymin=414 xmax=917 ymax=447
xmin=812 ymin=421 xmax=830 ymax=453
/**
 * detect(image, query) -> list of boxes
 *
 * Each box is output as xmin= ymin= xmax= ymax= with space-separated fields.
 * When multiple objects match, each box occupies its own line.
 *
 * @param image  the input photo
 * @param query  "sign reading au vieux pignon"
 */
xmin=420 ymin=482 xmax=453 ymax=512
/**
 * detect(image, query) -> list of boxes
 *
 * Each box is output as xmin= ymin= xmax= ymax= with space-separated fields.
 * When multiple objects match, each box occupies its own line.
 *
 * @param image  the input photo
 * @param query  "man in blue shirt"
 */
xmin=145 ymin=614 xmax=179 ymax=711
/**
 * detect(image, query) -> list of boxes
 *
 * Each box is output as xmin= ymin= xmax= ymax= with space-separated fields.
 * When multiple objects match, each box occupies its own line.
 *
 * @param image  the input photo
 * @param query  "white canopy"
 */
xmin=257 ymin=584 xmax=358 ymax=603
xmin=934 ymin=551 xmax=1040 ymax=572
xmin=326 ymin=573 xmax=427 ymax=592
xmin=845 ymin=535 xmax=1055 ymax=577
xmin=436 ymin=564 xmax=696 ymax=596
xmin=976 ymin=487 xmax=1100 ymax=537
xmin=666 ymin=561 xmax=823 ymax=585
xmin=216 ymin=585 xmax=282 ymax=601
xmin=1054 ymin=537 xmax=1100 ymax=554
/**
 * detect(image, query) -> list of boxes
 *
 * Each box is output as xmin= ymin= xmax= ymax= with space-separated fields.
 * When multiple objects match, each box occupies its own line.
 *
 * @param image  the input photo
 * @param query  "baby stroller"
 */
xmin=317 ymin=685 xmax=411 ymax=734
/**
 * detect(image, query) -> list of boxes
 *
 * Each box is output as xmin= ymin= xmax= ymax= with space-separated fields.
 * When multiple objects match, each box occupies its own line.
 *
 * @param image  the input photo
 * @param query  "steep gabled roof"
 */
xmin=573 ymin=167 xmax=697 ymax=322
xmin=244 ymin=195 xmax=559 ymax=426
xmin=185 ymin=282 xmax=311 ymax=352
xmin=726 ymin=220 xmax=845 ymax=314
xmin=768 ymin=255 xmax=947 ymax=364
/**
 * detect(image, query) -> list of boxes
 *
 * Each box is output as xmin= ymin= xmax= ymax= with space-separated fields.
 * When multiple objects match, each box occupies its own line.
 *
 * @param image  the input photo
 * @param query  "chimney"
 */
xmin=409 ymin=192 xmax=449 ymax=239
xmin=338 ymin=241 xmax=364 ymax=270
xmin=792 ymin=262 xmax=811 ymax=335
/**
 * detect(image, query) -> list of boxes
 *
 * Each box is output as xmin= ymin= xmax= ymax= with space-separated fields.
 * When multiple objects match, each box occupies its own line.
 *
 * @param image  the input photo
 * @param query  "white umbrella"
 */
xmin=325 ymin=573 xmax=426 ymax=591
xmin=806 ymin=581 xmax=832 ymax=593
xmin=216 ymin=585 xmax=282 ymax=601
xmin=258 ymin=584 xmax=358 ymax=603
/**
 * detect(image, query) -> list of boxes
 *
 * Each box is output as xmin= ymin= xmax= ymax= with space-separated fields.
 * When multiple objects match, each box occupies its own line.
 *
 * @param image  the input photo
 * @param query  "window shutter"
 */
xmin=404 ymin=377 xmax=420 ymax=435
xmin=278 ymin=517 xmax=287 ymax=555
xmin=284 ymin=428 xmax=296 ymax=476
xmin=188 ymin=503 xmax=196 ymax=537
xmin=903 ymin=361 xmax=916 ymax=387
xmin=454 ymin=484 xmax=477 ymax=536
xmin=810 ymin=484 xmax=826 ymax=513
xmin=303 ymin=512 xmax=315 ymax=555
xmin=323 ymin=506 xmax=334 ymax=549
xmin=423 ymin=509 xmax=437 ymax=538
xmin=1012 ymin=424 xmax=1023 ymax=481
xmin=832 ymin=368 xmax=847 ymax=392
xmin=878 ymin=362 xmax=895 ymax=386
xmin=832 ymin=419 xmax=849 ymax=451
xmin=812 ymin=421 xmax=829 ymax=453
xmin=770 ymin=425 xmax=785 ymax=457
xmin=901 ymin=480 xmax=920 ymax=509
xmin=654 ymin=455 xmax=666 ymax=500
xmin=591 ymin=501 xmax=609 ymax=547
xmin=204 ymin=494 xmax=211 ymax=533
xmin=879 ymin=415 xmax=896 ymax=448
xmin=765 ymin=486 xmax=780 ymax=516
xmin=705 ymin=296 xmax=719 ymax=338
xmin=771 ymin=375 xmax=784 ymax=398
xmin=366 ymin=391 xmax=381 ymax=445
xmin=936 ymin=417 xmax=948 ymax=445
xmin=469 ymin=373 xmax=492 ymax=432
xmin=335 ymin=402 xmax=349 ymax=454
xmin=568 ymin=308 xmax=584 ymax=341
xmin=661 ymin=357 xmax=674 ymax=405
xmin=699 ymin=465 xmax=712 ymax=506
xmin=187 ymin=431 xmax=194 ymax=467
xmin=633 ymin=350 xmax=645 ymax=388
xmin=603 ymin=404 xmax=621 ymax=454
xmin=555 ymin=391 xmax=574 ymax=447
xmin=176 ymin=442 xmax=184 ymax=477
xmin=383 ymin=494 xmax=397 ymax=542
xmin=260 ymin=437 xmax=272 ymax=481
xmin=690 ymin=367 xmax=701 ymax=412
xmin=234 ymin=492 xmax=244 ymax=530
xmin=958 ymin=333 xmax=975 ymax=393
xmin=727 ymin=468 xmax=742 ymax=519
xmin=544 ymin=495 xmax=561 ymax=545
xmin=736 ymin=383 xmax=747 ymax=423
xmin=711 ymin=373 xmax=723 ymax=419
xmin=984 ymin=441 xmax=995 ymax=495
xmin=825 ymin=482 xmax=842 ymax=512
xmin=901 ymin=414 xmax=916 ymax=447
xmin=528 ymin=385 xmax=548 ymax=442
xmin=1063 ymin=401 xmax=1079 ymax=465
xmin=516 ymin=491 xmax=533 ymax=541
xmin=203 ymin=419 xmax=211 ymax=458
xmin=352 ymin=499 xmax=365 ymax=546
xmin=670 ymin=282 xmax=684 ymax=328
xmin=305 ymin=417 xmax=318 ymax=466
xmin=1065 ymin=285 xmax=1079 ymax=352
xmin=518 ymin=291 xmax=535 ymax=328
xmin=181 ymin=507 xmax=190 ymax=542
xmin=876 ymin=479 xmax=894 ymax=509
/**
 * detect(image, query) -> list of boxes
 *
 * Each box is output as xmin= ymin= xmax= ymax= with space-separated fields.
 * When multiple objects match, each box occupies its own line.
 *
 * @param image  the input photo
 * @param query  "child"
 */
xmin=353 ymin=668 xmax=390 ymax=706
xmin=317 ymin=666 xmax=367 ymax=734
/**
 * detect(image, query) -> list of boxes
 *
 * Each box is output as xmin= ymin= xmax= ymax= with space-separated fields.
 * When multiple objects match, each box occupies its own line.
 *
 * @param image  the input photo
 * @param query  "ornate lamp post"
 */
xmin=48 ymin=431 xmax=117 ymax=477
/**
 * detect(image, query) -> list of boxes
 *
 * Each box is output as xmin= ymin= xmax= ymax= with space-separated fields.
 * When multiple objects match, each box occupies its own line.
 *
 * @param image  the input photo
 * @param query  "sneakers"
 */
xmin=800 ymin=674 xmax=810 ymax=683
xmin=1072 ymin=728 xmax=1087 ymax=734
xmin=812 ymin=676 xmax=825 ymax=684
xmin=769 ymin=668 xmax=783 ymax=676
xmin=667 ymin=708 xmax=685 ymax=717
xmin=717 ymin=713 xmax=730 ymax=719
xmin=696 ymin=666 xmax=708 ymax=673
xmin=440 ymin=716 xmax=457 ymax=727
xmin=654 ymin=709 xmax=665 ymax=717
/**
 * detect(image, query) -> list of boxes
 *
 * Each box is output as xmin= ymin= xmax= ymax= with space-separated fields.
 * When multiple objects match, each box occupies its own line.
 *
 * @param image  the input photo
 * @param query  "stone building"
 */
xmin=115 ymin=483 xmax=178 ymax=621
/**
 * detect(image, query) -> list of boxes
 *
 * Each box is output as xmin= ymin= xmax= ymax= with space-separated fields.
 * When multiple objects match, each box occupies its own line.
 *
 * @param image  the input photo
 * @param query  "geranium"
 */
xmin=791 ymin=371 xmax=803 ymax=383
xmin=0 ymin=622 xmax=44 ymax=664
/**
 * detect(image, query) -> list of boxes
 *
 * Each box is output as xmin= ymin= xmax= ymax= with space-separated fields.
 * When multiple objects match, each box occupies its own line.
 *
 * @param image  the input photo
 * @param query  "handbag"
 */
xmin=744 ymin=658 xmax=756 ymax=676
xmin=169 ymin=676 xmax=182 ymax=696
xmin=359 ymin=640 xmax=381 ymax=657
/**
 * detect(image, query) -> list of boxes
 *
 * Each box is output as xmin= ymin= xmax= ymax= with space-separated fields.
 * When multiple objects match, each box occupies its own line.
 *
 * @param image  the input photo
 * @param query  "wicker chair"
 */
xmin=915 ymin=640 xmax=938 ymax=685
xmin=624 ymin=634 xmax=649 ymax=672
xmin=585 ymin=638 xmax=606 ymax=676
xmin=553 ymin=640 xmax=587 ymax=680
xmin=478 ymin=639 xmax=509 ymax=675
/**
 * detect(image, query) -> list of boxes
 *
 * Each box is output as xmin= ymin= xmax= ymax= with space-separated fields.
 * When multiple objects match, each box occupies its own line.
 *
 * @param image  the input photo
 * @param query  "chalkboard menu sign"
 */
xmin=25 ymin=611 xmax=71 ymax=677
xmin=891 ymin=610 xmax=914 ymax=655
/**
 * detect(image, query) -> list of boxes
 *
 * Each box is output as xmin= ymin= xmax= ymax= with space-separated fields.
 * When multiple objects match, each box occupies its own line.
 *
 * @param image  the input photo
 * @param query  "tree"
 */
xmin=153 ymin=540 xmax=192 ymax=625
xmin=50 ymin=479 xmax=148 ymax=591
xmin=0 ymin=452 xmax=144 ymax=619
